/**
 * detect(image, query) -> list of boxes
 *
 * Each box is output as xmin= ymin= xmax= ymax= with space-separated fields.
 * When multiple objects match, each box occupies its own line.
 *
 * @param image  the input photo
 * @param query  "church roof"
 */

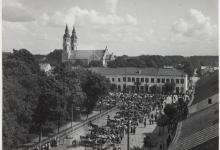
xmin=70 ymin=50 xmax=106 ymax=60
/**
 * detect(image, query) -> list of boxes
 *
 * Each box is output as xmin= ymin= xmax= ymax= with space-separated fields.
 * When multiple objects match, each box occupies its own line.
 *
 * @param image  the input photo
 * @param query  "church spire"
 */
xmin=72 ymin=26 xmax=76 ymax=34
xmin=63 ymin=24 xmax=70 ymax=38
xmin=65 ymin=24 xmax=69 ymax=34
xmin=71 ymin=26 xmax=77 ymax=51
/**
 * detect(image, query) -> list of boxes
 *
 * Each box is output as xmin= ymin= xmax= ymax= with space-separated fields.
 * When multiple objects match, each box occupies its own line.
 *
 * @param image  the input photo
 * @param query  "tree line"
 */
xmin=3 ymin=49 xmax=110 ymax=149
xmin=37 ymin=50 xmax=218 ymax=77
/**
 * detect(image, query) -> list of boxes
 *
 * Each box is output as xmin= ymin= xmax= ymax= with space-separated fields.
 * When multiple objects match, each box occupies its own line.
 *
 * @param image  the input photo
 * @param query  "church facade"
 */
xmin=62 ymin=25 xmax=115 ymax=67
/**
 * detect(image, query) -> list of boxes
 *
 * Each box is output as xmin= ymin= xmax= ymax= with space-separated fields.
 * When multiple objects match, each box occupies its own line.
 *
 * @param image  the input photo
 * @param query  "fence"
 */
xmin=28 ymin=106 xmax=118 ymax=150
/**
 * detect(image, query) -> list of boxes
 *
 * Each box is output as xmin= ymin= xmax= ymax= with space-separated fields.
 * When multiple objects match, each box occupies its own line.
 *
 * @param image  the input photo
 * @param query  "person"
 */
xmin=113 ymin=144 xmax=117 ymax=150
xmin=144 ymin=120 xmax=146 ymax=127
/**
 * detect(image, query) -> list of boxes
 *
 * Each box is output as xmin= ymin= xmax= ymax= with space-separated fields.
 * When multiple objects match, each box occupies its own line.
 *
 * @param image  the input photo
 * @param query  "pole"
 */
xmin=71 ymin=103 xmax=73 ymax=127
xmin=127 ymin=99 xmax=130 ymax=150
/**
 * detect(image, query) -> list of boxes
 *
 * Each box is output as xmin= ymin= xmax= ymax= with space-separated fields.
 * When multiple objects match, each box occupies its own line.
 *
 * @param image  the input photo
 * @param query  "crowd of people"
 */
xmin=31 ymin=92 xmax=190 ymax=150
xmin=79 ymin=92 xmax=177 ymax=150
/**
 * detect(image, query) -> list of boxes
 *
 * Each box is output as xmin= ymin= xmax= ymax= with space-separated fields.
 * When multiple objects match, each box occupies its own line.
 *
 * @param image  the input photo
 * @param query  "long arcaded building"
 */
xmin=90 ymin=67 xmax=188 ymax=93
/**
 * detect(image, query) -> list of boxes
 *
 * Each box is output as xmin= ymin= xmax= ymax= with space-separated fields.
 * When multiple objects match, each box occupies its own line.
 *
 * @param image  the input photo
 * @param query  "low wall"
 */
xmin=27 ymin=106 xmax=118 ymax=150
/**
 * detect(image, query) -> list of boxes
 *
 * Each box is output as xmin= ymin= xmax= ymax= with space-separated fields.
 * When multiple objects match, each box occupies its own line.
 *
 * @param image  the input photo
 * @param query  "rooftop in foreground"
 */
xmin=170 ymin=103 xmax=219 ymax=150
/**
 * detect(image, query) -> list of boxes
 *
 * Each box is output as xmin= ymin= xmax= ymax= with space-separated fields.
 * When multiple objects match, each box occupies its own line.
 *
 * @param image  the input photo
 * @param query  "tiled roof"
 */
xmin=180 ymin=103 xmax=218 ymax=139
xmin=170 ymin=103 xmax=219 ymax=150
xmin=70 ymin=50 xmax=106 ymax=60
xmin=192 ymin=72 xmax=219 ymax=105
xmin=89 ymin=67 xmax=186 ymax=77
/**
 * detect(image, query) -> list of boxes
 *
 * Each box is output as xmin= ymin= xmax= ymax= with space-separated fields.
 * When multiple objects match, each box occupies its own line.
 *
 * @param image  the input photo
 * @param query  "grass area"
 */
xmin=192 ymin=71 xmax=218 ymax=105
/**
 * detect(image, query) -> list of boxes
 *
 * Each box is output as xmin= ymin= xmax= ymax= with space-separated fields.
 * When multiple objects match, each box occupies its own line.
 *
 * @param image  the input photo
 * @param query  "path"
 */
xmin=50 ymin=108 xmax=119 ymax=150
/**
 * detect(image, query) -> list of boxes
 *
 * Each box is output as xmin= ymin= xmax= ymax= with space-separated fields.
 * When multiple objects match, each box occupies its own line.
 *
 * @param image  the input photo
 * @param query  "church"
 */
xmin=62 ymin=25 xmax=115 ymax=67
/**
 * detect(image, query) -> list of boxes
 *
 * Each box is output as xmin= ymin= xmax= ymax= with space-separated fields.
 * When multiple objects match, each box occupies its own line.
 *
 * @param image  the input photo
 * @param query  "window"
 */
xmin=118 ymin=78 xmax=121 ymax=82
xmin=118 ymin=85 xmax=121 ymax=91
xmin=162 ymin=78 xmax=165 ymax=83
xmin=128 ymin=77 xmax=131 ymax=82
xmin=145 ymin=78 xmax=149 ymax=83
xmin=123 ymin=77 xmax=126 ymax=82
xmin=132 ymin=77 xmax=135 ymax=82
xmin=141 ymin=78 xmax=144 ymax=82
xmin=157 ymin=78 xmax=160 ymax=83
xmin=145 ymin=85 xmax=148 ymax=92
xmin=176 ymin=87 xmax=179 ymax=93
xmin=176 ymin=79 xmax=179 ymax=84
xmin=166 ymin=79 xmax=170 ymax=82
xmin=171 ymin=79 xmax=174 ymax=83
xmin=123 ymin=84 xmax=126 ymax=91
xmin=208 ymin=98 xmax=212 ymax=104
xmin=151 ymin=78 xmax=154 ymax=83
xmin=136 ymin=78 xmax=140 ymax=82
xmin=112 ymin=78 xmax=114 ymax=82
xmin=181 ymin=79 xmax=184 ymax=84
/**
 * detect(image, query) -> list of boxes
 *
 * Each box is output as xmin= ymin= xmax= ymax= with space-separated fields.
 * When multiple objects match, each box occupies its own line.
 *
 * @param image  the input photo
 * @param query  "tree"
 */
xmin=45 ymin=49 xmax=62 ymax=67
xmin=110 ymin=84 xmax=117 ymax=92
xmin=164 ymin=82 xmax=175 ymax=94
xmin=82 ymin=71 xmax=110 ymax=117
xmin=182 ymin=61 xmax=194 ymax=77
xmin=176 ymin=98 xmax=188 ymax=121
xmin=143 ymin=133 xmax=157 ymax=150
xmin=3 ymin=49 xmax=42 ymax=149
xmin=73 ymin=59 xmax=88 ymax=67
xmin=150 ymin=84 xmax=160 ymax=94
xmin=164 ymin=104 xmax=178 ymax=132
xmin=89 ymin=60 xmax=103 ymax=67
xmin=157 ymin=114 xmax=168 ymax=135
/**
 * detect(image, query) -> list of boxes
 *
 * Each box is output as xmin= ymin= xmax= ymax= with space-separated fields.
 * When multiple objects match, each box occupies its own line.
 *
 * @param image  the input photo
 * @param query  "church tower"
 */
xmin=71 ymin=26 xmax=77 ymax=51
xmin=63 ymin=25 xmax=71 ymax=59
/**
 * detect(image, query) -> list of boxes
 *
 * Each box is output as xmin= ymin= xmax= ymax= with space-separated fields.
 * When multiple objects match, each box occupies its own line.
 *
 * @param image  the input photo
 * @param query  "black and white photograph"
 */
xmin=2 ymin=0 xmax=219 ymax=150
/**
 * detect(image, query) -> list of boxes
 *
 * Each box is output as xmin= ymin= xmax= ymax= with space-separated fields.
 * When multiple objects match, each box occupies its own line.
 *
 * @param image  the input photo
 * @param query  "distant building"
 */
xmin=39 ymin=63 xmax=53 ymax=75
xmin=201 ymin=66 xmax=218 ymax=75
xmin=90 ymin=67 xmax=188 ymax=93
xmin=61 ymin=25 xmax=115 ymax=67
xmin=163 ymin=66 xmax=174 ymax=69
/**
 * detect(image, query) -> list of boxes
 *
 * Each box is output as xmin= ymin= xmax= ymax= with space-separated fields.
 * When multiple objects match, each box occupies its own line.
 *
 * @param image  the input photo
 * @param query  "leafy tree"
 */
xmin=176 ymin=98 xmax=188 ymax=121
xmin=182 ymin=61 xmax=194 ymax=77
xmin=73 ymin=59 xmax=88 ymax=67
xmin=157 ymin=114 xmax=168 ymax=135
xmin=3 ymin=49 xmax=42 ymax=149
xmin=45 ymin=49 xmax=62 ymax=67
xmin=164 ymin=82 xmax=175 ymax=94
xmin=150 ymin=84 xmax=160 ymax=94
xmin=164 ymin=104 xmax=178 ymax=132
xmin=89 ymin=60 xmax=103 ymax=67
xmin=81 ymin=71 xmax=110 ymax=116
xmin=110 ymin=84 xmax=117 ymax=92
xmin=143 ymin=133 xmax=158 ymax=150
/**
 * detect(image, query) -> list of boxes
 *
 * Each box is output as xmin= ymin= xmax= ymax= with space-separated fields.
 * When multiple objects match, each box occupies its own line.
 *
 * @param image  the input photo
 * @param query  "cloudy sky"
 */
xmin=2 ymin=0 xmax=218 ymax=56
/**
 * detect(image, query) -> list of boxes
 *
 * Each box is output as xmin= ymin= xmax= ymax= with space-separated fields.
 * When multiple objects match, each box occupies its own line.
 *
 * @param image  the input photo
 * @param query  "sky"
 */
xmin=2 ymin=0 xmax=219 ymax=56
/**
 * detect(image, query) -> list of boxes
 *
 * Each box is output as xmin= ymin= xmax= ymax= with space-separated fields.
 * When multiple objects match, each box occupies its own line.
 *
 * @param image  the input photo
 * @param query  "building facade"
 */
xmin=62 ymin=25 xmax=115 ymax=67
xmin=90 ymin=67 xmax=188 ymax=93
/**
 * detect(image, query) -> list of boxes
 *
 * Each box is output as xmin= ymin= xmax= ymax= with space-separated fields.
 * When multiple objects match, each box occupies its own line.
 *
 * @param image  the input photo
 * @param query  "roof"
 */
xmin=70 ymin=50 xmax=106 ymax=60
xmin=170 ymin=103 xmax=219 ymax=150
xmin=192 ymin=72 xmax=218 ymax=105
xmin=89 ymin=67 xmax=186 ymax=77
